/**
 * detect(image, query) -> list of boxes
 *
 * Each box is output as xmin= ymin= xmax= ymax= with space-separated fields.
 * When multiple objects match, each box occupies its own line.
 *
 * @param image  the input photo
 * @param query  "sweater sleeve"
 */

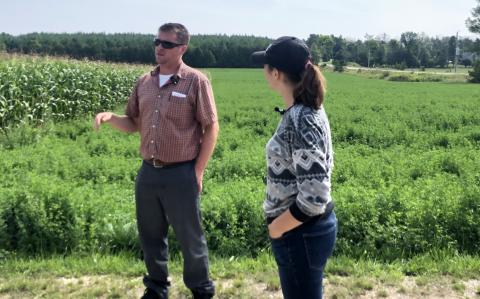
xmin=288 ymin=109 xmax=332 ymax=222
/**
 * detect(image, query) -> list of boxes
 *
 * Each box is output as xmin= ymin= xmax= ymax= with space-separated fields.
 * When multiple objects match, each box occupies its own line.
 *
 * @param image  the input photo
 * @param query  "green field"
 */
xmin=1 ymin=57 xmax=480 ymax=297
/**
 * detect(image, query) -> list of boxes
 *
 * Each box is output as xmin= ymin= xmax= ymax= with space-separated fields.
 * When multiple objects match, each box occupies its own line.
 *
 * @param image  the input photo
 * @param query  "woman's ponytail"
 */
xmin=293 ymin=63 xmax=327 ymax=109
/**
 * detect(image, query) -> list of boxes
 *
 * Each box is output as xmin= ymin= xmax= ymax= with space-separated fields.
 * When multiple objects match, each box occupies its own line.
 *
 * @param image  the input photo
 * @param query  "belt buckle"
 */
xmin=152 ymin=159 xmax=164 ymax=168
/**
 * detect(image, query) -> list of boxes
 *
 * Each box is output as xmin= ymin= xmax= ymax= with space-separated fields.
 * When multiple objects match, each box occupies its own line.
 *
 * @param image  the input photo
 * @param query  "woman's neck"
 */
xmin=279 ymin=85 xmax=295 ymax=109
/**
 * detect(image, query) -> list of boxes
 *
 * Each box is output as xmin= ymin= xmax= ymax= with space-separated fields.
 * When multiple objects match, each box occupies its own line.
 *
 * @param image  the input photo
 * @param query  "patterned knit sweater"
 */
xmin=264 ymin=104 xmax=334 ymax=222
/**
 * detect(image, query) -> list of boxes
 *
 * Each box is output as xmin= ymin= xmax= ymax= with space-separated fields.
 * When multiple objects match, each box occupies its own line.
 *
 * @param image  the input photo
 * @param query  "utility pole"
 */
xmin=365 ymin=33 xmax=372 ymax=68
xmin=368 ymin=48 xmax=371 ymax=68
xmin=454 ymin=31 xmax=459 ymax=73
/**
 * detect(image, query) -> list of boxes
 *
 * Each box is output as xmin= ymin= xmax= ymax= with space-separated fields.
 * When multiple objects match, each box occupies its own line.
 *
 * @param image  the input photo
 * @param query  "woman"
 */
xmin=251 ymin=36 xmax=337 ymax=299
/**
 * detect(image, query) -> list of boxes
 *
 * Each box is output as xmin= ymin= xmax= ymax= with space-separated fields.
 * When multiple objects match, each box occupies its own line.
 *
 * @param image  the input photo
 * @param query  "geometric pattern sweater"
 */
xmin=264 ymin=103 xmax=334 ymax=222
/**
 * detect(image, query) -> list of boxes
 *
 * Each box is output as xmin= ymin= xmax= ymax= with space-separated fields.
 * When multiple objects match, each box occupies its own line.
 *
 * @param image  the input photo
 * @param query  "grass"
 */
xmin=1 ymin=253 xmax=480 ymax=298
xmin=376 ymin=289 xmax=389 ymax=297
xmin=452 ymin=281 xmax=466 ymax=293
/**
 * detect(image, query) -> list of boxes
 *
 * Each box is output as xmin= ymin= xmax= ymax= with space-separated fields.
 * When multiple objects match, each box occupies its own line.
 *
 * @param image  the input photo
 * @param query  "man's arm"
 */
xmin=93 ymin=112 xmax=138 ymax=133
xmin=194 ymin=121 xmax=219 ymax=192
xmin=96 ymin=76 xmax=141 ymax=133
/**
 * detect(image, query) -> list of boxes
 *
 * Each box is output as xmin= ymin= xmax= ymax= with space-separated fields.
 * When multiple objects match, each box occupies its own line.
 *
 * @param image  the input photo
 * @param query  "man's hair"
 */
xmin=159 ymin=23 xmax=190 ymax=45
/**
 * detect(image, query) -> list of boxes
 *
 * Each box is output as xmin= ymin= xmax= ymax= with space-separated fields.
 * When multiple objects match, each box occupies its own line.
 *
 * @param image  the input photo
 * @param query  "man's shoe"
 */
xmin=141 ymin=288 xmax=166 ymax=299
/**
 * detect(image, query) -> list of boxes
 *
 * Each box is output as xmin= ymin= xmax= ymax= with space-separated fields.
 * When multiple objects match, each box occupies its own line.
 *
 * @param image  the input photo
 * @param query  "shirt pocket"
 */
xmin=166 ymin=94 xmax=195 ymax=127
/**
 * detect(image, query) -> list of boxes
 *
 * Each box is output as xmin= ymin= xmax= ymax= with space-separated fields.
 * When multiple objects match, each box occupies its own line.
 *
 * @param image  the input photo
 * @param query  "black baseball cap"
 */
xmin=251 ymin=36 xmax=311 ymax=75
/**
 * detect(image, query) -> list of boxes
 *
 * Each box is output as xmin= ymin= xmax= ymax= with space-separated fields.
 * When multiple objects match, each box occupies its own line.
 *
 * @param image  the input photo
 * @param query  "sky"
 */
xmin=0 ymin=0 xmax=478 ymax=40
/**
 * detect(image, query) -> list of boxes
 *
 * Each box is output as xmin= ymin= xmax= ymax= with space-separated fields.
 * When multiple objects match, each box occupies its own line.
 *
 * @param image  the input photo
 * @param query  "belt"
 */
xmin=267 ymin=201 xmax=334 ymax=225
xmin=144 ymin=159 xmax=193 ymax=169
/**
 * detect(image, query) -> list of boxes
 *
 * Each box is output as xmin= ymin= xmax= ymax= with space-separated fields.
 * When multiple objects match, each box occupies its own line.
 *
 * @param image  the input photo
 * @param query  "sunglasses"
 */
xmin=153 ymin=38 xmax=184 ymax=49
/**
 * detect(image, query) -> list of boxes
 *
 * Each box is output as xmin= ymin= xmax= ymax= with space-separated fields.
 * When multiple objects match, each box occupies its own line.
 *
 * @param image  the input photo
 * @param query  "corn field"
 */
xmin=0 ymin=56 xmax=144 ymax=129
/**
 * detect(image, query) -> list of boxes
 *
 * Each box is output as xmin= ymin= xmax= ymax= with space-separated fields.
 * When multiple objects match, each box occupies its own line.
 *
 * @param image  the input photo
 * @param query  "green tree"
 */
xmin=400 ymin=32 xmax=420 ymax=67
xmin=448 ymin=36 xmax=457 ymax=62
xmin=462 ymin=58 xmax=472 ymax=67
xmin=386 ymin=39 xmax=406 ymax=66
xmin=310 ymin=43 xmax=322 ymax=64
xmin=305 ymin=34 xmax=334 ymax=62
xmin=201 ymin=49 xmax=216 ymax=67
xmin=418 ymin=46 xmax=432 ymax=67
xmin=363 ymin=35 xmax=379 ymax=67
xmin=318 ymin=35 xmax=334 ymax=62
xmin=466 ymin=0 xmax=480 ymax=34
xmin=430 ymin=38 xmax=449 ymax=67
xmin=468 ymin=60 xmax=480 ymax=82
xmin=374 ymin=42 xmax=386 ymax=66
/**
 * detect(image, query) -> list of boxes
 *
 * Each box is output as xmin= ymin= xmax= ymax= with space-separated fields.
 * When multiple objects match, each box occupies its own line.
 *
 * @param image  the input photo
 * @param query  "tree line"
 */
xmin=0 ymin=32 xmax=479 ymax=69
xmin=309 ymin=33 xmax=479 ymax=69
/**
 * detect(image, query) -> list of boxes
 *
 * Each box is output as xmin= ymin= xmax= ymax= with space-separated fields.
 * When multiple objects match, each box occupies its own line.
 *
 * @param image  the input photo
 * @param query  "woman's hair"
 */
xmin=269 ymin=63 xmax=327 ymax=109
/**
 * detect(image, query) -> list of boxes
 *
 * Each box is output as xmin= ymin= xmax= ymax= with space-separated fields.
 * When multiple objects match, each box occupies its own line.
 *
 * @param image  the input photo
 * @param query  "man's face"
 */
xmin=155 ymin=31 xmax=187 ymax=65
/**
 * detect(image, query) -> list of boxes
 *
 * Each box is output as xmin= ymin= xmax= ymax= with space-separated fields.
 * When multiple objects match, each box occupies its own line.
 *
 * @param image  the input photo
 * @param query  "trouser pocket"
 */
xmin=271 ymin=237 xmax=293 ymax=268
xmin=303 ymin=224 xmax=337 ymax=270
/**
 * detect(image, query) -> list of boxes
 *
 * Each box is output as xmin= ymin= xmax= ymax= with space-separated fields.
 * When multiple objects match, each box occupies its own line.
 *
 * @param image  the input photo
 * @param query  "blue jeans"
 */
xmin=270 ymin=211 xmax=337 ymax=299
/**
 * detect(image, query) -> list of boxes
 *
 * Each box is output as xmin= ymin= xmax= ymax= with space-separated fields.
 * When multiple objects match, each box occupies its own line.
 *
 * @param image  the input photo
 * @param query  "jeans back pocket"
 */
xmin=302 ymin=224 xmax=337 ymax=271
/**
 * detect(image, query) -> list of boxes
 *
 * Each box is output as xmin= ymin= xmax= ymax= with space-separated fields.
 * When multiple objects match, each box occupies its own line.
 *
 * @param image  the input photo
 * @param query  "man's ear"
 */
xmin=180 ymin=45 xmax=188 ymax=55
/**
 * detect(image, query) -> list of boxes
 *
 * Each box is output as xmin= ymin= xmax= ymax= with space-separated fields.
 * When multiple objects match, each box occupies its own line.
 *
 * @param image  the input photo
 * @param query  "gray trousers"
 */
xmin=135 ymin=160 xmax=214 ymax=297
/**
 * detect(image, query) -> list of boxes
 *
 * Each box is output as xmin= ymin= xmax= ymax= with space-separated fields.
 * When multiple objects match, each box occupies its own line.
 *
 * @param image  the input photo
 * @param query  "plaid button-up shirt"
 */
xmin=125 ymin=63 xmax=217 ymax=162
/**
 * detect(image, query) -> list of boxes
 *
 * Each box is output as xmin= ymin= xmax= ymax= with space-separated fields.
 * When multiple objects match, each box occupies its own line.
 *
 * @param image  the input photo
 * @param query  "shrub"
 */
xmin=379 ymin=71 xmax=390 ymax=79
xmin=468 ymin=60 xmax=480 ymax=83
xmin=333 ymin=60 xmax=346 ymax=72
xmin=394 ymin=62 xmax=406 ymax=70
xmin=388 ymin=74 xmax=417 ymax=82
xmin=0 ymin=189 xmax=79 ymax=254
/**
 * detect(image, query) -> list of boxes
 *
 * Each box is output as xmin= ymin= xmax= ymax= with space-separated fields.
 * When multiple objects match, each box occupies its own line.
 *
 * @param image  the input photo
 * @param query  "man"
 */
xmin=93 ymin=23 xmax=218 ymax=299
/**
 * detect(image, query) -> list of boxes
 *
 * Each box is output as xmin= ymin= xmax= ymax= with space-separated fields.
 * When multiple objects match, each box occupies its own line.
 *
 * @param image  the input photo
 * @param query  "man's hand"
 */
xmin=194 ymin=165 xmax=204 ymax=193
xmin=194 ymin=122 xmax=219 ymax=194
xmin=93 ymin=112 xmax=113 ymax=131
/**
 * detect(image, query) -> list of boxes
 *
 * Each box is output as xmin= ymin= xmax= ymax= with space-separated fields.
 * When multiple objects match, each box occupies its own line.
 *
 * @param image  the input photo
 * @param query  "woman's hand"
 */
xmin=268 ymin=209 xmax=303 ymax=239
xmin=268 ymin=222 xmax=284 ymax=239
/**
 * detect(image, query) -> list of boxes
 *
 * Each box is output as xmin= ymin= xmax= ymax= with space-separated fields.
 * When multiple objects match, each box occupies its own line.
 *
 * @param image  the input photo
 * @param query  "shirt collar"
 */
xmin=150 ymin=62 xmax=187 ymax=79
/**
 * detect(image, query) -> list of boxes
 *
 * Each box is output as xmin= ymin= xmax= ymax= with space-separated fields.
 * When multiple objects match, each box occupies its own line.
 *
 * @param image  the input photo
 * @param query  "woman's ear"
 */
xmin=272 ymin=68 xmax=279 ymax=80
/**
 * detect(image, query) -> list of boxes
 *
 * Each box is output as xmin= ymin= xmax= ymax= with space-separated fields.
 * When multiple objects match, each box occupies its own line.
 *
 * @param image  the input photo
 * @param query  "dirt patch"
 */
xmin=1 ymin=275 xmax=479 ymax=298
xmin=323 ymin=276 xmax=480 ymax=299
